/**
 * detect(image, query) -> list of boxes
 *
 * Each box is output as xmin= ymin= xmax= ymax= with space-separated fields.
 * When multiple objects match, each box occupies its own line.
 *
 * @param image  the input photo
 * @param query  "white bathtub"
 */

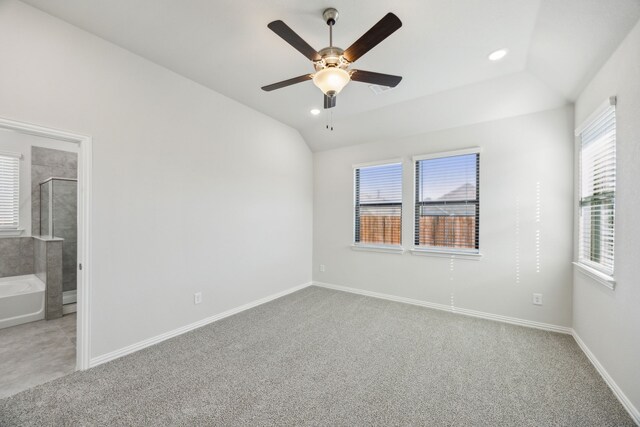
xmin=0 ymin=275 xmax=45 ymax=330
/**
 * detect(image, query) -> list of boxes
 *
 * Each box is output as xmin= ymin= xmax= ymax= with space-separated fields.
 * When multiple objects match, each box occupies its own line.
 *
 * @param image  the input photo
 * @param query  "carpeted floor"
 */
xmin=0 ymin=286 xmax=633 ymax=426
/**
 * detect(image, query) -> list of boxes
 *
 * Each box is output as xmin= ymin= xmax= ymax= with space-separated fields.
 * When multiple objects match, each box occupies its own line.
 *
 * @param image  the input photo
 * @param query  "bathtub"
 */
xmin=0 ymin=275 xmax=45 ymax=330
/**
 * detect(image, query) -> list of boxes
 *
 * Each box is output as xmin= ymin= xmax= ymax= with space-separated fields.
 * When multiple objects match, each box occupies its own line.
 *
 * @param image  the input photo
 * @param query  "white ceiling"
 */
xmin=21 ymin=0 xmax=640 ymax=151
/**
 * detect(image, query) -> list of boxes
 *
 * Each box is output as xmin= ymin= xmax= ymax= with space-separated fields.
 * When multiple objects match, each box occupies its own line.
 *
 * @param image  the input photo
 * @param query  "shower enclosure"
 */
xmin=39 ymin=177 xmax=77 ymax=304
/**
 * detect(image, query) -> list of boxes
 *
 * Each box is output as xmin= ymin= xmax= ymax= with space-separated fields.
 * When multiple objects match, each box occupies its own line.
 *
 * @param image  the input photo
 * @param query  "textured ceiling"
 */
xmin=21 ymin=0 xmax=640 ymax=151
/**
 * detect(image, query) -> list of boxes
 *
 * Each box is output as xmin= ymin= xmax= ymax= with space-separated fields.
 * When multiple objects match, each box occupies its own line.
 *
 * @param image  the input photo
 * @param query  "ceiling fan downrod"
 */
xmin=323 ymin=8 xmax=339 ymax=48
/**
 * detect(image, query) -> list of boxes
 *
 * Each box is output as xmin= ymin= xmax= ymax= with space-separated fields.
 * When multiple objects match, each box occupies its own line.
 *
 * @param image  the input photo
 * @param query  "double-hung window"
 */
xmin=577 ymin=99 xmax=616 ymax=277
xmin=354 ymin=161 xmax=402 ymax=247
xmin=0 ymin=152 xmax=21 ymax=232
xmin=414 ymin=149 xmax=480 ymax=253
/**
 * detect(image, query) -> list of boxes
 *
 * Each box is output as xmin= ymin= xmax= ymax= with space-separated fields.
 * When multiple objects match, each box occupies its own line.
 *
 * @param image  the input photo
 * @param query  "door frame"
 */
xmin=0 ymin=116 xmax=93 ymax=370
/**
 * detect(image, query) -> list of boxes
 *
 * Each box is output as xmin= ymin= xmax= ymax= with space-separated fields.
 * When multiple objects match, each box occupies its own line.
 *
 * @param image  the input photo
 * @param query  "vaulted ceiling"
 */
xmin=22 ymin=0 xmax=640 ymax=151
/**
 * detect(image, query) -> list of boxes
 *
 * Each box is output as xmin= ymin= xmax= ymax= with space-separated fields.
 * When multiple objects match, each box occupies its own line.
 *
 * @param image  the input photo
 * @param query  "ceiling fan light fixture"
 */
xmin=312 ymin=67 xmax=351 ymax=96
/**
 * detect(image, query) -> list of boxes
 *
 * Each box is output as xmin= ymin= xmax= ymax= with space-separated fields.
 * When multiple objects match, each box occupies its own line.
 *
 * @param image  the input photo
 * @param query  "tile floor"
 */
xmin=0 ymin=313 xmax=76 ymax=399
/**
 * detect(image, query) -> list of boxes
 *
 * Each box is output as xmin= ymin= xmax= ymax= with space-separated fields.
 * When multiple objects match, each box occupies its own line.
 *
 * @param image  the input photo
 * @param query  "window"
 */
xmin=578 ymin=101 xmax=616 ymax=276
xmin=354 ymin=161 xmax=402 ymax=246
xmin=0 ymin=152 xmax=20 ymax=231
xmin=414 ymin=149 xmax=479 ymax=252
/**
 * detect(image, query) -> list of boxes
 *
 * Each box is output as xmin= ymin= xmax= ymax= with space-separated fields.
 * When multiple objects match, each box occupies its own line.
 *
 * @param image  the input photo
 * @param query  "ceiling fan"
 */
xmin=261 ymin=8 xmax=403 ymax=110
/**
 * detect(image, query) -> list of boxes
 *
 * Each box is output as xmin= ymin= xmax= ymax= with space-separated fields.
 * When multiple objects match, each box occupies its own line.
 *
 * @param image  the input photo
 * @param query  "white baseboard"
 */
xmin=86 ymin=279 xmax=637 ymax=424
xmin=572 ymin=331 xmax=640 ymax=425
xmin=314 ymin=281 xmax=639 ymax=424
xmin=89 ymin=282 xmax=312 ymax=368
xmin=62 ymin=303 xmax=77 ymax=315
xmin=313 ymin=281 xmax=572 ymax=334
xmin=451 ymin=305 xmax=572 ymax=334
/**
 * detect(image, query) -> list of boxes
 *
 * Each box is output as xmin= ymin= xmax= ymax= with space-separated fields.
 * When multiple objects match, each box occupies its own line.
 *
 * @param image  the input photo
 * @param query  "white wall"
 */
xmin=0 ymin=130 xmax=78 ymax=236
xmin=0 ymin=1 xmax=312 ymax=358
xmin=573 ymin=19 xmax=640 ymax=416
xmin=314 ymin=106 xmax=574 ymax=327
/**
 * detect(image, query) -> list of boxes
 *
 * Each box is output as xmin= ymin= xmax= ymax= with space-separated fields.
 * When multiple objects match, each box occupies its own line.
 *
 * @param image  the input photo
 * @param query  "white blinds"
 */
xmin=578 ymin=104 xmax=616 ymax=275
xmin=0 ymin=152 xmax=20 ymax=230
xmin=414 ymin=152 xmax=479 ymax=251
xmin=354 ymin=162 xmax=402 ymax=245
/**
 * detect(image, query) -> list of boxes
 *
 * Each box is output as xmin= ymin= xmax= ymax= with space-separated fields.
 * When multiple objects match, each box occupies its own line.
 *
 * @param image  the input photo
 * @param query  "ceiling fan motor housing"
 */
xmin=323 ymin=8 xmax=339 ymax=26
xmin=315 ymin=47 xmax=348 ymax=71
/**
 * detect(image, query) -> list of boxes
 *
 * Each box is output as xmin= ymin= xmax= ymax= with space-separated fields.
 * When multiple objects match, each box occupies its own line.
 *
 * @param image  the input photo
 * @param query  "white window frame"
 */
xmin=352 ymin=158 xmax=405 ymax=254
xmin=573 ymin=96 xmax=617 ymax=289
xmin=411 ymin=147 xmax=482 ymax=260
xmin=0 ymin=150 xmax=23 ymax=236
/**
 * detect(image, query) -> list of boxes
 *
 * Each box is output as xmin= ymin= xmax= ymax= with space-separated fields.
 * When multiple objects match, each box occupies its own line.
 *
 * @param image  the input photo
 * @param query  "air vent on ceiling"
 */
xmin=368 ymin=84 xmax=393 ymax=95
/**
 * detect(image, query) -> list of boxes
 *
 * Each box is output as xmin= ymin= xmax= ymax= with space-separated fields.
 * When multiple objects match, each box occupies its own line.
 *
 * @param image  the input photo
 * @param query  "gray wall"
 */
xmin=573 ymin=19 xmax=640 ymax=417
xmin=34 ymin=237 xmax=63 ymax=319
xmin=314 ymin=106 xmax=574 ymax=328
xmin=0 ymin=131 xmax=79 ymax=237
xmin=52 ymin=180 xmax=77 ymax=292
xmin=31 ymin=146 xmax=77 ymax=235
xmin=0 ymin=237 xmax=34 ymax=278
xmin=32 ymin=146 xmax=77 ymax=293
xmin=0 ymin=1 xmax=313 ymax=360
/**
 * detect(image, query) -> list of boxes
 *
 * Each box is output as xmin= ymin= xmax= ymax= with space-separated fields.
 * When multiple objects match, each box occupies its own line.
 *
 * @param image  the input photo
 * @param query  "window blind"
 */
xmin=0 ymin=152 xmax=20 ymax=230
xmin=414 ymin=152 xmax=479 ymax=251
xmin=354 ymin=162 xmax=402 ymax=246
xmin=579 ymin=104 xmax=616 ymax=275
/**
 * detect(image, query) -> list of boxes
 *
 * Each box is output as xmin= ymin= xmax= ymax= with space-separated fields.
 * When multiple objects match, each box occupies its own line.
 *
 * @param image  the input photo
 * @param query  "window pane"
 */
xmin=418 ymin=204 xmax=477 ymax=248
xmin=0 ymin=154 xmax=20 ymax=229
xmin=578 ymin=104 xmax=615 ymax=274
xmin=418 ymin=154 xmax=477 ymax=202
xmin=355 ymin=163 xmax=402 ymax=245
xmin=415 ymin=153 xmax=479 ymax=251
xmin=358 ymin=163 xmax=402 ymax=203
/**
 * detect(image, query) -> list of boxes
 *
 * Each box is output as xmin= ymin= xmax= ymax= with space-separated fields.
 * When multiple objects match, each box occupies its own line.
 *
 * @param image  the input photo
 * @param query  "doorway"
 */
xmin=0 ymin=117 xmax=92 ymax=398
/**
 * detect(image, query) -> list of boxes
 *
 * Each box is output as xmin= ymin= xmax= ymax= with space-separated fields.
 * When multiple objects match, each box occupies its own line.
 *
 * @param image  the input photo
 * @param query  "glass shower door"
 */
xmin=39 ymin=178 xmax=78 ymax=295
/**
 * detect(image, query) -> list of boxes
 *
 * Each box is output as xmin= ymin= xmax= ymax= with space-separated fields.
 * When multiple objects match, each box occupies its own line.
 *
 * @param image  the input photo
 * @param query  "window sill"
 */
xmin=0 ymin=228 xmax=24 ymax=237
xmin=410 ymin=248 xmax=482 ymax=260
xmin=573 ymin=262 xmax=615 ymax=290
xmin=351 ymin=244 xmax=405 ymax=254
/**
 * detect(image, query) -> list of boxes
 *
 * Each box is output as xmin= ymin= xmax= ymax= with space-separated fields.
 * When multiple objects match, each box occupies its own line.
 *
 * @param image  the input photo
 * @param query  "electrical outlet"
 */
xmin=533 ymin=293 xmax=543 ymax=306
xmin=194 ymin=292 xmax=202 ymax=305
xmin=319 ymin=264 xmax=326 ymax=272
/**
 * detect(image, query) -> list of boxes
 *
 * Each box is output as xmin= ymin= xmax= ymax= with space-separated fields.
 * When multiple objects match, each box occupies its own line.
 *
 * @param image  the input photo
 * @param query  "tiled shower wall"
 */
xmin=51 ymin=180 xmax=77 ymax=292
xmin=31 ymin=147 xmax=77 ymax=292
xmin=0 ymin=237 xmax=34 ymax=278
xmin=34 ymin=237 xmax=63 ymax=319
xmin=31 ymin=147 xmax=77 ymax=235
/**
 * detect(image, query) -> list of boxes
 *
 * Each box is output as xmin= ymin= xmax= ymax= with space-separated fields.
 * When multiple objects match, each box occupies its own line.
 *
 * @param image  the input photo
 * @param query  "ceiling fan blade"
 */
xmin=350 ymin=70 xmax=402 ymax=87
xmin=343 ymin=13 xmax=402 ymax=63
xmin=261 ymin=74 xmax=313 ymax=92
xmin=324 ymin=94 xmax=336 ymax=109
xmin=267 ymin=20 xmax=321 ymax=61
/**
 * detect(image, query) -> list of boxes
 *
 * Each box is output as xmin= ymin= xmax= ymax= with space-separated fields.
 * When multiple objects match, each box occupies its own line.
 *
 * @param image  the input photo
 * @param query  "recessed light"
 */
xmin=488 ymin=48 xmax=508 ymax=61
xmin=310 ymin=108 xmax=321 ymax=115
